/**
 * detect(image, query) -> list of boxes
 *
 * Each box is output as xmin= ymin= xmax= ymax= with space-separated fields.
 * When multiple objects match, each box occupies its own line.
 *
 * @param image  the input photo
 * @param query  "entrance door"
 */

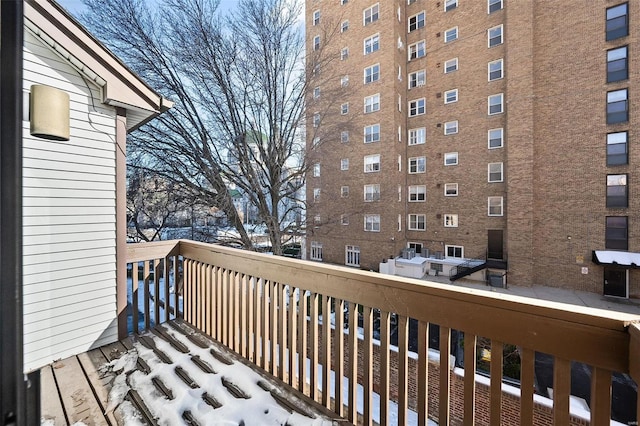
xmin=487 ymin=230 xmax=504 ymax=260
xmin=604 ymin=267 xmax=628 ymax=298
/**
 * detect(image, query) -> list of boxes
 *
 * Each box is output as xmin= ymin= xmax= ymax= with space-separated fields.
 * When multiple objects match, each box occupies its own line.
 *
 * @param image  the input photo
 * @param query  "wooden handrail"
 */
xmin=126 ymin=239 xmax=181 ymax=263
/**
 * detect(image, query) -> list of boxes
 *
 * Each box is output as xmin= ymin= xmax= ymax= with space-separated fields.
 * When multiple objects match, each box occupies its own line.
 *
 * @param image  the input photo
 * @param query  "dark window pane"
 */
xmin=605 ymin=216 xmax=628 ymax=250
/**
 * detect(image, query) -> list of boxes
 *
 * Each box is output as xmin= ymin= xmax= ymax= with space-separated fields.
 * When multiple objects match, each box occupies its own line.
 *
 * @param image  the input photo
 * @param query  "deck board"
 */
xmin=40 ymin=364 xmax=67 ymax=425
xmin=77 ymin=349 xmax=121 ymax=425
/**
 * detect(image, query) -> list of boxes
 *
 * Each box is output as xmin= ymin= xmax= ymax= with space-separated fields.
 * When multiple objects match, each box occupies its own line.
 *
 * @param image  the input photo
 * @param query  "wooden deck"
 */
xmin=40 ymin=319 xmax=347 ymax=425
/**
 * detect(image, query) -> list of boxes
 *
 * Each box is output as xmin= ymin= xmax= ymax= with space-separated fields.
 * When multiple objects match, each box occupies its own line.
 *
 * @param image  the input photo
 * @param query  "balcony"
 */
xmin=44 ymin=240 xmax=640 ymax=425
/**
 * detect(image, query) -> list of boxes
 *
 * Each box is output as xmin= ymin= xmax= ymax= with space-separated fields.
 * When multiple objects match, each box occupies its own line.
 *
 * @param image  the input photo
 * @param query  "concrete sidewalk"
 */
xmin=422 ymin=275 xmax=640 ymax=315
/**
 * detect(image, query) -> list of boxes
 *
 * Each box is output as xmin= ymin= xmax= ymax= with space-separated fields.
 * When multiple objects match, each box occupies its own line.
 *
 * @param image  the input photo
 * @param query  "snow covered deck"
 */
xmin=39 ymin=319 xmax=346 ymax=425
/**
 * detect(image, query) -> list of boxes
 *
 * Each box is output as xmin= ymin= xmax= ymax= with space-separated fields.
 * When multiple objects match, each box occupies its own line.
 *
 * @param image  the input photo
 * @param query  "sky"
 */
xmin=57 ymin=0 xmax=237 ymax=17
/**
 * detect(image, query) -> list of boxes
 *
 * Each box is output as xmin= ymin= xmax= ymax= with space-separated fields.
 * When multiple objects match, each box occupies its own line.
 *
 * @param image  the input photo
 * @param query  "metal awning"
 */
xmin=592 ymin=250 xmax=640 ymax=268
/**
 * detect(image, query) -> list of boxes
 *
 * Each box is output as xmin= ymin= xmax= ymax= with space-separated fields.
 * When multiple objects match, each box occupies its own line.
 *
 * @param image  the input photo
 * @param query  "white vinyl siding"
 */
xmin=22 ymin=31 xmax=118 ymax=371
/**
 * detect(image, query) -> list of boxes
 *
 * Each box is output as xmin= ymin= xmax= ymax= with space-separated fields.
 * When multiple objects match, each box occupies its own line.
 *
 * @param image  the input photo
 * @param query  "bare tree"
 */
xmin=80 ymin=0 xmax=341 ymax=254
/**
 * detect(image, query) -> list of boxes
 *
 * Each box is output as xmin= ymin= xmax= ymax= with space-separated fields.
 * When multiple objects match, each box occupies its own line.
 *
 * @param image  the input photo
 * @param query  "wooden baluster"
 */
xmin=222 ymin=269 xmax=229 ymax=347
xmin=132 ymin=262 xmax=139 ymax=334
xmin=322 ymin=295 xmax=332 ymax=409
xmin=439 ymin=326 xmax=451 ymax=426
xmin=590 ymin=367 xmax=612 ymax=426
xmin=240 ymin=274 xmax=248 ymax=358
xmin=490 ymin=340 xmax=503 ymax=426
xmin=310 ymin=292 xmax=319 ymax=401
xmin=154 ymin=258 xmax=161 ymax=326
xmin=520 ymin=348 xmax=535 ymax=426
xmin=233 ymin=272 xmax=240 ymax=353
xmin=254 ymin=277 xmax=262 ymax=368
xmin=215 ymin=266 xmax=223 ymax=341
xmin=298 ymin=290 xmax=309 ymax=394
xmin=335 ymin=298 xmax=346 ymax=417
xmin=347 ymin=302 xmax=358 ymax=423
xmin=463 ymin=332 xmax=477 ymax=426
xmin=278 ymin=283 xmax=287 ymax=381
xmin=143 ymin=260 xmax=151 ymax=330
xmin=418 ymin=321 xmax=429 ymax=426
xmin=173 ymin=255 xmax=180 ymax=319
xmin=363 ymin=306 xmax=373 ymax=425
xmin=379 ymin=310 xmax=390 ymax=425
xmin=262 ymin=279 xmax=270 ymax=371
xmin=270 ymin=281 xmax=278 ymax=377
xmin=398 ymin=315 xmax=409 ymax=426
xmin=553 ymin=357 xmax=571 ymax=426
xmin=164 ymin=256 xmax=171 ymax=323
xmin=182 ymin=259 xmax=189 ymax=324
xmin=288 ymin=287 xmax=298 ymax=388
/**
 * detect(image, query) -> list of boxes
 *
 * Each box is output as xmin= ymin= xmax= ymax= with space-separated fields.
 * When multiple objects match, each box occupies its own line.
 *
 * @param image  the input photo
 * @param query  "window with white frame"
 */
xmin=364 ymin=64 xmax=380 ymax=84
xmin=313 ymin=10 xmax=320 ymax=25
xmin=408 ymin=40 xmax=426 ymax=60
xmin=364 ymin=154 xmax=381 ymax=172
xmin=341 ymin=131 xmax=349 ymax=143
xmin=444 ymin=89 xmax=458 ymax=104
xmin=345 ymin=245 xmax=360 ymax=266
xmin=341 ymin=186 xmax=349 ymax=197
xmin=446 ymin=245 xmax=463 ymax=258
xmin=488 ymin=162 xmax=503 ymax=182
xmin=341 ymin=214 xmax=349 ymax=225
xmin=408 ymin=70 xmax=426 ymax=88
xmin=364 ymin=124 xmax=380 ymax=143
xmin=341 ymin=158 xmax=349 ymax=170
xmin=607 ymin=132 xmax=628 ymax=166
xmin=364 ymin=94 xmax=380 ymax=113
xmin=313 ymin=35 xmax=320 ymax=50
xmin=444 ymin=120 xmax=458 ymax=135
xmin=314 ymin=215 xmax=321 ymax=225
xmin=488 ymin=196 xmax=503 ymax=216
xmin=341 ymin=103 xmax=349 ymax=115
xmin=444 ymin=58 xmax=458 ymax=73
xmin=408 ymin=156 xmax=426 ymax=173
xmin=488 ymin=0 xmax=502 ymax=13
xmin=341 ymin=47 xmax=349 ymax=60
xmin=341 ymin=20 xmax=349 ymax=32
xmin=364 ymin=34 xmax=380 ymax=55
xmin=488 ymin=25 xmax=503 ymax=47
xmin=408 ymin=242 xmax=422 ymax=253
xmin=408 ymin=127 xmax=426 ymax=145
xmin=364 ymin=214 xmax=381 ymax=232
xmin=488 ymin=59 xmax=503 ymax=81
xmin=313 ymin=112 xmax=320 ymax=127
xmin=364 ymin=184 xmax=381 ymax=201
xmin=313 ymin=188 xmax=321 ymax=202
xmin=488 ymin=128 xmax=503 ymax=149
xmin=444 ymin=152 xmax=458 ymax=165
xmin=409 ymin=98 xmax=426 ymax=116
xmin=310 ymin=241 xmax=323 ymax=261
xmin=445 ymin=0 xmax=457 ymax=11
xmin=408 ymin=214 xmax=426 ymax=230
xmin=408 ymin=185 xmax=426 ymax=202
xmin=341 ymin=75 xmax=349 ymax=87
xmin=444 ymin=214 xmax=458 ymax=227
xmin=444 ymin=27 xmax=458 ymax=43
xmin=313 ymin=163 xmax=320 ymax=177
xmin=363 ymin=4 xmax=379 ymax=25
xmin=313 ymin=87 xmax=320 ymax=99
xmin=444 ymin=183 xmax=458 ymax=196
xmin=408 ymin=12 xmax=425 ymax=31
xmin=488 ymin=93 xmax=504 ymax=115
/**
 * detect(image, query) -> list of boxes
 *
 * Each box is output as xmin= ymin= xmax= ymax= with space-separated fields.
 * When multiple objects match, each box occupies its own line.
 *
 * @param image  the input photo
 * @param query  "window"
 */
xmin=488 ymin=128 xmax=504 ymax=149
xmin=444 ymin=183 xmax=458 ymax=196
xmin=341 ymin=75 xmax=349 ymax=87
xmin=444 ymin=214 xmax=458 ymax=227
xmin=313 ymin=35 xmax=320 ymax=51
xmin=607 ymin=132 xmax=628 ymax=166
xmin=364 ymin=94 xmax=380 ymax=113
xmin=488 ymin=59 xmax=504 ymax=81
xmin=313 ymin=163 xmax=320 ymax=177
xmin=364 ymin=64 xmax=380 ymax=84
xmin=313 ymin=87 xmax=320 ymax=99
xmin=341 ymin=103 xmax=349 ymax=115
xmin=345 ymin=245 xmax=360 ymax=267
xmin=364 ymin=124 xmax=380 ymax=143
xmin=314 ymin=215 xmax=321 ymax=225
xmin=341 ymin=158 xmax=349 ymax=170
xmin=313 ymin=112 xmax=320 ymax=127
xmin=341 ymin=0 xmax=348 ymax=4
xmin=445 ymin=0 xmax=457 ymax=11
xmin=488 ymin=25 xmax=503 ymax=47
xmin=341 ymin=214 xmax=349 ymax=225
xmin=444 ymin=58 xmax=458 ymax=73
xmin=444 ymin=27 xmax=458 ymax=43
xmin=488 ymin=0 xmax=502 ymax=13
xmin=408 ymin=70 xmax=426 ymax=88
xmin=488 ymin=93 xmax=504 ymax=115
xmin=444 ymin=120 xmax=458 ymax=135
xmin=408 ymin=40 xmax=426 ymax=60
xmin=605 ymin=216 xmax=628 ymax=250
xmin=341 ymin=20 xmax=349 ymax=32
xmin=364 ymin=184 xmax=381 ymax=201
xmin=364 ymin=34 xmax=380 ymax=55
xmin=364 ymin=214 xmax=381 ymax=232
xmin=409 ymin=156 xmax=426 ymax=173
xmin=408 ymin=242 xmax=422 ymax=254
xmin=341 ymin=131 xmax=349 ymax=143
xmin=488 ymin=162 xmax=503 ymax=182
xmin=409 ymin=185 xmax=426 ymax=202
xmin=310 ymin=242 xmax=323 ymax=261
xmin=313 ymin=10 xmax=320 ymax=25
xmin=408 ymin=127 xmax=426 ymax=145
xmin=341 ymin=47 xmax=349 ymax=60
xmin=606 ymin=3 xmax=628 ymax=41
xmin=364 ymin=154 xmax=381 ymax=172
xmin=341 ymin=186 xmax=349 ymax=197
xmin=488 ymin=196 xmax=503 ymax=216
xmin=313 ymin=188 xmax=321 ymax=202
xmin=364 ymin=4 xmax=379 ymax=26
xmin=444 ymin=152 xmax=458 ymax=166
xmin=444 ymin=89 xmax=458 ymax=104
xmin=607 ymin=174 xmax=628 ymax=208
xmin=446 ymin=245 xmax=463 ymax=258
xmin=409 ymin=98 xmax=426 ymax=116
xmin=607 ymin=89 xmax=628 ymax=124
xmin=408 ymin=214 xmax=426 ymax=230
xmin=409 ymin=12 xmax=425 ymax=31
xmin=607 ymin=46 xmax=628 ymax=83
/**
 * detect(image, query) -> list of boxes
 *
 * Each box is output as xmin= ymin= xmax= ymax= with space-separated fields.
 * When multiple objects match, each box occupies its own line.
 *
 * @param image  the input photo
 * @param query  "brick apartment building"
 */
xmin=305 ymin=0 xmax=639 ymax=298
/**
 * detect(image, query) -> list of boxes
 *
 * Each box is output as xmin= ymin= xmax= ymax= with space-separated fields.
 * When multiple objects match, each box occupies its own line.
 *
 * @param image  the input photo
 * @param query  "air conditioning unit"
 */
xmin=402 ymin=248 xmax=416 ymax=259
xmin=435 ymin=251 xmax=444 ymax=260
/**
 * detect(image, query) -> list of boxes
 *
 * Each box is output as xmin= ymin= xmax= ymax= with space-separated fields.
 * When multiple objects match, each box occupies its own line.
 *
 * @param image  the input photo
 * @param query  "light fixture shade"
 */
xmin=30 ymin=84 xmax=70 ymax=141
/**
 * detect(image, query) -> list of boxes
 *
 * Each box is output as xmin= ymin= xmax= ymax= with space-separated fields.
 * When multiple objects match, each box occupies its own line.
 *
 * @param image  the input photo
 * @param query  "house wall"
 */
xmin=22 ymin=30 xmax=118 ymax=371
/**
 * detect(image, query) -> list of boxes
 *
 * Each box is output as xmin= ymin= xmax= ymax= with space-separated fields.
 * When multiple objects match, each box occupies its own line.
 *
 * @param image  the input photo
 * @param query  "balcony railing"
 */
xmin=127 ymin=240 xmax=640 ymax=425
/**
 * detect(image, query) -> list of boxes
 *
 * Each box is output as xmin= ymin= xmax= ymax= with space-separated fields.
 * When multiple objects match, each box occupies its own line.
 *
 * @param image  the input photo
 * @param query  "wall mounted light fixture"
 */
xmin=30 ymin=85 xmax=69 ymax=141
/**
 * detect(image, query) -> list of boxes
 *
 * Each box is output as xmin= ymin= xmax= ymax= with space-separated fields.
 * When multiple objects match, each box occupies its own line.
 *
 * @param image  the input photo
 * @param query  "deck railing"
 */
xmin=127 ymin=240 xmax=640 ymax=426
